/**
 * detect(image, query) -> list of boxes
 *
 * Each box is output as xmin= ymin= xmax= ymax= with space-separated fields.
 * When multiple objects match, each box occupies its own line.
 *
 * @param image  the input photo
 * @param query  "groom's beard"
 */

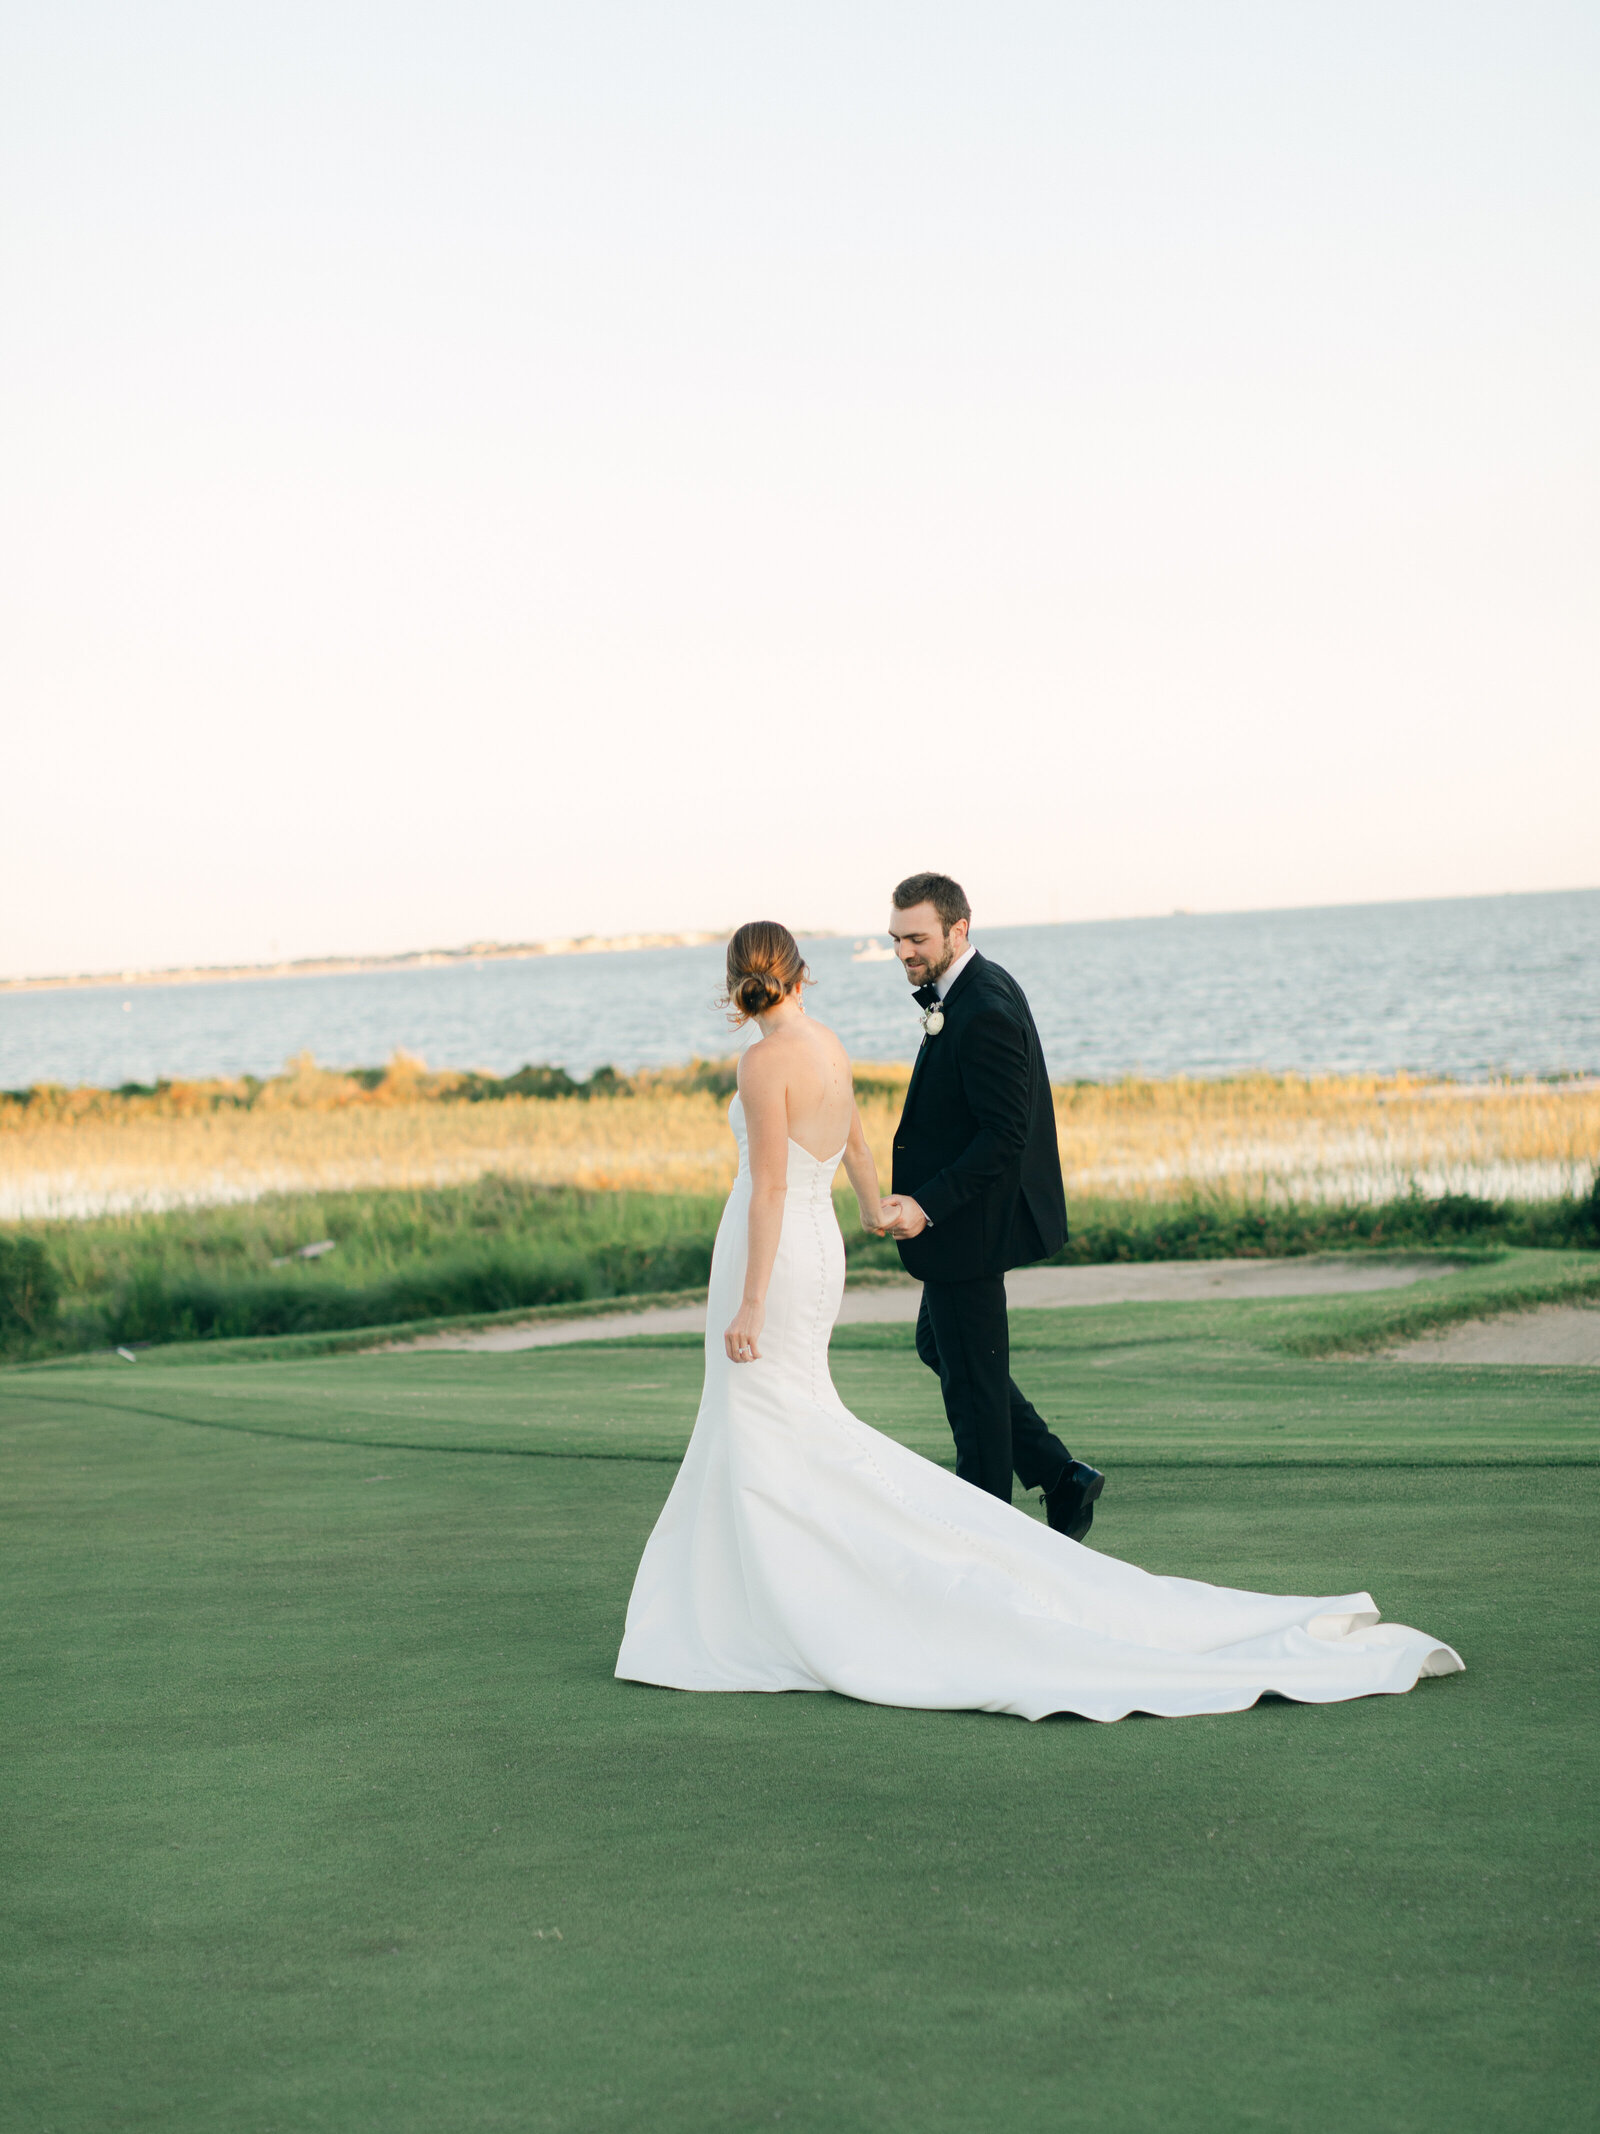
xmin=904 ymin=938 xmax=957 ymax=987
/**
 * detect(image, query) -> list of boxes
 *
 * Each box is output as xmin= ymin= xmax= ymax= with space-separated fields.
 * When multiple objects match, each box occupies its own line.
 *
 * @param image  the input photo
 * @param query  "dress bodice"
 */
xmin=729 ymin=1092 xmax=845 ymax=1203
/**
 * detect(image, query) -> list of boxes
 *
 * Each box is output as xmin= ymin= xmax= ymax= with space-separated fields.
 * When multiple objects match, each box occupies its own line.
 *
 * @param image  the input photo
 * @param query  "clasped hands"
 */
xmin=866 ymin=1194 xmax=929 ymax=1240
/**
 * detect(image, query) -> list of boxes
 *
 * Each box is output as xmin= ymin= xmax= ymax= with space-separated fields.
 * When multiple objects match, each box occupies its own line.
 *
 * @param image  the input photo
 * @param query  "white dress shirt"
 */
xmin=936 ymin=943 xmax=976 ymax=999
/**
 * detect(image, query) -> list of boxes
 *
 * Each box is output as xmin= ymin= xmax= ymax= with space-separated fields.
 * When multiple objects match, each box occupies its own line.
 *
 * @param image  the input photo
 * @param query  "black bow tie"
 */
xmin=912 ymin=982 xmax=941 ymax=1010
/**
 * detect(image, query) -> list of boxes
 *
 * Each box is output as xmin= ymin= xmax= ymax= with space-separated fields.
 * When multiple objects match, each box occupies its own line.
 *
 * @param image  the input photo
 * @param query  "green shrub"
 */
xmin=1048 ymin=1185 xmax=1600 ymax=1264
xmin=0 ymin=1233 xmax=61 ymax=1344
xmin=101 ymin=1229 xmax=721 ymax=1347
xmin=8 ymin=1170 xmax=1597 ymax=1361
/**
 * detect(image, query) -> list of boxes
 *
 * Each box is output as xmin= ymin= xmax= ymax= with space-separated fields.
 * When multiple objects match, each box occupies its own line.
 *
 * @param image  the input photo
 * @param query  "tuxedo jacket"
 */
xmin=890 ymin=950 xmax=1068 ymax=1284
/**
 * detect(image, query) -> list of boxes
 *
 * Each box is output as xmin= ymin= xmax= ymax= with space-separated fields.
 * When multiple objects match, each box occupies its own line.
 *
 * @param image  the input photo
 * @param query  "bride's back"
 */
xmin=753 ymin=1017 xmax=855 ymax=1159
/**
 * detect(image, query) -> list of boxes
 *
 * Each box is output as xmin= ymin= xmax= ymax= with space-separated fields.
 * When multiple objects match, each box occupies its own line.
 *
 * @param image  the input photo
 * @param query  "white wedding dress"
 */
xmin=615 ymin=1096 xmax=1463 ymax=1722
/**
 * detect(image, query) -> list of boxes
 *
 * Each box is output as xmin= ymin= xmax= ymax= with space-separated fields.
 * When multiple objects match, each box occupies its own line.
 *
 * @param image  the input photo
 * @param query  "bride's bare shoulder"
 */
xmin=737 ymin=1030 xmax=800 ymax=1088
xmin=739 ymin=1017 xmax=849 ymax=1077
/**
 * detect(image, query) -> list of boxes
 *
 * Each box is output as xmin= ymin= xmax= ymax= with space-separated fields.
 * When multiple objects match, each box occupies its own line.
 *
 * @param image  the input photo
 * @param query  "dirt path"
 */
xmin=394 ymin=1254 xmax=1468 ymax=1354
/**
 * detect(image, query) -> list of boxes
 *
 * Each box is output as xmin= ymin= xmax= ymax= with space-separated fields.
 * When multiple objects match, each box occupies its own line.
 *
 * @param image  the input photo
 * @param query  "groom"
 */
xmin=877 ymin=874 xmax=1104 ymax=1540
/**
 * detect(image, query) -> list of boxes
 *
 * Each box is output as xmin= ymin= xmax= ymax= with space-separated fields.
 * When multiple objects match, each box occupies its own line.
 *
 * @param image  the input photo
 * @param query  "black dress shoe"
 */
xmin=1043 ymin=1461 xmax=1105 ymax=1542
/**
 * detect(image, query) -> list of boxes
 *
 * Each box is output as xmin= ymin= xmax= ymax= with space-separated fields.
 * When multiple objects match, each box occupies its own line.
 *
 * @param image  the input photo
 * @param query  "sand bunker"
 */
xmin=1389 ymin=1304 xmax=1600 ymax=1367
xmin=397 ymin=1254 xmax=1466 ymax=1354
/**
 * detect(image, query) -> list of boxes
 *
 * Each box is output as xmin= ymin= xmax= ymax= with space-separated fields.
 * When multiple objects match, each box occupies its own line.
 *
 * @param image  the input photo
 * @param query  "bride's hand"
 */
xmin=724 ymin=1299 xmax=765 ymax=1363
xmin=858 ymin=1201 xmax=887 ymax=1234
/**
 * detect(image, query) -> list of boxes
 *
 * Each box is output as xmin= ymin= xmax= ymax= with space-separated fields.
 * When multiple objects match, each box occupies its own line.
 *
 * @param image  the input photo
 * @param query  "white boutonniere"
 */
xmin=920 ymin=1006 xmax=945 ymax=1036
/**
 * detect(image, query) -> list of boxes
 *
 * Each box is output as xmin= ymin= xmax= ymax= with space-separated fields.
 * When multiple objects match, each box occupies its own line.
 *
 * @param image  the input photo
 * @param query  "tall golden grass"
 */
xmin=2 ymin=1065 xmax=1594 ymax=1221
xmin=1053 ymin=1073 xmax=1600 ymax=1206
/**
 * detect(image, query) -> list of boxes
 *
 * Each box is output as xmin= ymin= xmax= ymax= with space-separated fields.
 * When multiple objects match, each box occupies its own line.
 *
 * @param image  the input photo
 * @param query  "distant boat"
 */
xmin=852 ymin=939 xmax=896 ymax=962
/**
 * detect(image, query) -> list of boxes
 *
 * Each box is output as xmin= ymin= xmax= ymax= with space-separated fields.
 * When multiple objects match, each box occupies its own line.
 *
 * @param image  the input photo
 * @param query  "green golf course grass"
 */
xmin=4 ymin=1271 xmax=1597 ymax=2131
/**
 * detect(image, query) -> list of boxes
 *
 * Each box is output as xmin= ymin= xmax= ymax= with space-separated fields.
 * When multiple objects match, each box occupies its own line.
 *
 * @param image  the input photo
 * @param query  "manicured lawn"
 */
xmin=3 ymin=1298 xmax=1596 ymax=2131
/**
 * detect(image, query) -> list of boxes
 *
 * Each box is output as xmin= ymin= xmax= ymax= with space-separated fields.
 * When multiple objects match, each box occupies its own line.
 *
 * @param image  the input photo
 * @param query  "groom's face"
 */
xmin=887 ymin=903 xmax=969 ymax=986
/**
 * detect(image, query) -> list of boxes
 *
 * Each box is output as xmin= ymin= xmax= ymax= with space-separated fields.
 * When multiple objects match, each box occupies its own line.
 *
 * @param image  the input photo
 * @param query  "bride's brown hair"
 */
xmin=722 ymin=920 xmax=811 ymax=1025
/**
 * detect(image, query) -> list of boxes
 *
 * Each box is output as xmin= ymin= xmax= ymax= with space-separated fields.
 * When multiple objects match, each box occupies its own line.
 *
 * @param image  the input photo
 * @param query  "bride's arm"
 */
xmin=724 ymin=1044 xmax=789 ymax=1363
xmin=840 ymin=1103 xmax=886 ymax=1233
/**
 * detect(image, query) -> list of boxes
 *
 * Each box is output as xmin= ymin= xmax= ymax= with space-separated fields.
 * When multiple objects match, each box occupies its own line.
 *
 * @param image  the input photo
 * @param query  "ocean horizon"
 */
xmin=2 ymin=888 xmax=1596 ymax=1093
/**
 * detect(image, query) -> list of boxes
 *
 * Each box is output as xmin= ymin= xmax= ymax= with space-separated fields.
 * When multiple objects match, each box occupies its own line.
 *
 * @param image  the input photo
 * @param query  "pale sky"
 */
xmin=2 ymin=2 xmax=1595 ymax=979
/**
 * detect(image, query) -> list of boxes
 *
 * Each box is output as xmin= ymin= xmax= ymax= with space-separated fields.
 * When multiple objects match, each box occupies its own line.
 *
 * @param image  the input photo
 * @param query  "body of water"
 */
xmin=3 ymin=890 xmax=1596 ymax=1090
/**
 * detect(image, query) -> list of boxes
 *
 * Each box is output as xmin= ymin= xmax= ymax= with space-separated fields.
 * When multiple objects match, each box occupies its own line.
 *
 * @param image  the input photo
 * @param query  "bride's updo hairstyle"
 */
xmin=722 ymin=920 xmax=811 ymax=1025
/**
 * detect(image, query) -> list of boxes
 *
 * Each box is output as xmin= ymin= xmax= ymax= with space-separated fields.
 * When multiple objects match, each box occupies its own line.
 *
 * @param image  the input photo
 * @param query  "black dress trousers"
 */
xmin=915 ymin=1277 xmax=1072 ymax=1502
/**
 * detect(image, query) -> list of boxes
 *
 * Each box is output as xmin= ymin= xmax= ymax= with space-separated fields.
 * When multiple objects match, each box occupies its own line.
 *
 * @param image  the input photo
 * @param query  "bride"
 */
xmin=615 ymin=922 xmax=1462 ymax=1723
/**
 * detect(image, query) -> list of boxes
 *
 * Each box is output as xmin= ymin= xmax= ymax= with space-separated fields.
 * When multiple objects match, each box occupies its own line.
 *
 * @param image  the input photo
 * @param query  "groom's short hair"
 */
xmin=892 ymin=873 xmax=971 ymax=932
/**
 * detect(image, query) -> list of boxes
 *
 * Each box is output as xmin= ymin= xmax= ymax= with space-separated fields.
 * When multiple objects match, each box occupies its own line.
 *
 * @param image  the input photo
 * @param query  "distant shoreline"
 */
xmin=0 ymin=930 xmax=753 ymax=999
xmin=7 ymin=886 xmax=1593 ymax=1001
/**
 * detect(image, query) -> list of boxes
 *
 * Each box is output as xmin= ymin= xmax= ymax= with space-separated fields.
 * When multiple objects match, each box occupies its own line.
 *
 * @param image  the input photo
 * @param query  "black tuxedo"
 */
xmin=891 ymin=951 xmax=1067 ymax=1283
xmin=891 ymin=951 xmax=1073 ymax=1502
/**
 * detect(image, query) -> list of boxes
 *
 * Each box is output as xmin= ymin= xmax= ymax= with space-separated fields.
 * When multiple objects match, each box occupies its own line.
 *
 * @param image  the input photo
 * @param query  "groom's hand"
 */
xmin=882 ymin=1195 xmax=929 ymax=1239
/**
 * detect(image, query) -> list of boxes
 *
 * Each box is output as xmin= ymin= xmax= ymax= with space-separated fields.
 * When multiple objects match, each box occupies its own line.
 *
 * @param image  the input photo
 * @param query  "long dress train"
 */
xmin=615 ymin=1097 xmax=1462 ymax=1723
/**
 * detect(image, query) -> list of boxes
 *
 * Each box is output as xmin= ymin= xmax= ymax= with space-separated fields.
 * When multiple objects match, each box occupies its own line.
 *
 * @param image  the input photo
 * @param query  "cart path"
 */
xmin=392 ymin=1254 xmax=1469 ymax=1353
